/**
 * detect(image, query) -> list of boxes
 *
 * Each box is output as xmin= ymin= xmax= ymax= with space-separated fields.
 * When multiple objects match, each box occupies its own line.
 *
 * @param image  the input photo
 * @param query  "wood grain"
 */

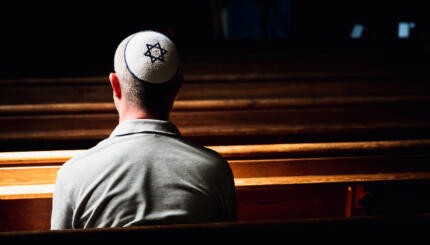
xmin=2 ymin=154 xmax=430 ymax=189
xmin=1 ymin=105 xmax=430 ymax=150
xmin=1 ymin=65 xmax=429 ymax=150
xmin=1 ymin=95 xmax=430 ymax=115
xmin=0 ymin=56 xmax=429 ymax=230
xmin=2 ymin=172 xmax=430 ymax=200
xmin=235 ymin=172 xmax=430 ymax=187
xmin=1 ymin=142 xmax=429 ymax=231
xmin=0 ymin=167 xmax=59 ymax=186
xmin=2 ymin=139 xmax=429 ymax=166
xmin=2 ymin=178 xmax=430 ymax=231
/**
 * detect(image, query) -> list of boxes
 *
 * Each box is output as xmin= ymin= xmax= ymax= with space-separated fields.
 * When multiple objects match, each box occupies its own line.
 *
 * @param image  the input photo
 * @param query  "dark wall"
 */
xmin=0 ymin=1 xmax=213 ymax=78
xmin=292 ymin=1 xmax=428 ymax=40
xmin=0 ymin=1 xmax=428 ymax=78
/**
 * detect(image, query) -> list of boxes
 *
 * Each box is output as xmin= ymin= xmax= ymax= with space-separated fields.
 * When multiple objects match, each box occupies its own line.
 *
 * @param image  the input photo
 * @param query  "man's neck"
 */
xmin=118 ymin=104 xmax=168 ymax=123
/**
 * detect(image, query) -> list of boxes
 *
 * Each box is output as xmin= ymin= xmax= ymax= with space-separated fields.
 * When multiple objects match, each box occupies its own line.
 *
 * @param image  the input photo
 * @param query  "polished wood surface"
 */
xmin=1 ymin=140 xmax=429 ymax=195
xmin=1 ymin=54 xmax=429 ymax=232
xmin=1 ymin=54 xmax=429 ymax=150
xmin=2 ymin=180 xmax=430 ymax=232
xmin=1 ymin=139 xmax=430 ymax=231
xmin=2 ymin=139 xmax=429 ymax=166
xmin=1 ymin=103 xmax=430 ymax=150
xmin=2 ymin=171 xmax=430 ymax=200
xmin=2 ymin=96 xmax=430 ymax=115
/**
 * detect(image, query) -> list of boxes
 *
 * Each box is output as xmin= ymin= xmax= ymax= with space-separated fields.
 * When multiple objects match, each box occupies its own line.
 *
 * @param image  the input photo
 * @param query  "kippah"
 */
xmin=124 ymin=31 xmax=179 ymax=84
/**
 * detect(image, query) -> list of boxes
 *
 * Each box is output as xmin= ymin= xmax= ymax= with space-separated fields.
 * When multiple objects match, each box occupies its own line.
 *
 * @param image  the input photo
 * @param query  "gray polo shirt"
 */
xmin=51 ymin=119 xmax=237 ymax=229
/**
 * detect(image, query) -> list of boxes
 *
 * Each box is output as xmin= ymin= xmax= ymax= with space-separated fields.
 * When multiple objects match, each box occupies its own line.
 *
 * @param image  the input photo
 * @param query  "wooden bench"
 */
xmin=1 ymin=86 xmax=430 ymax=150
xmin=1 ymin=140 xmax=430 ymax=231
xmin=1 ymin=54 xmax=430 ymax=231
xmin=1 ymin=53 xmax=430 ymax=151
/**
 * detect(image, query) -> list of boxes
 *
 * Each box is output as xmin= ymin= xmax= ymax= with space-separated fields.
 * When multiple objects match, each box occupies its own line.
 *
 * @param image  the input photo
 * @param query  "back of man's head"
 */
xmin=113 ymin=31 xmax=181 ymax=119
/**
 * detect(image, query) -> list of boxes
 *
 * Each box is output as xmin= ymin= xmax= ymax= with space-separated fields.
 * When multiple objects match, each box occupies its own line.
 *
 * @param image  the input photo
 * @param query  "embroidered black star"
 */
xmin=144 ymin=42 xmax=168 ymax=63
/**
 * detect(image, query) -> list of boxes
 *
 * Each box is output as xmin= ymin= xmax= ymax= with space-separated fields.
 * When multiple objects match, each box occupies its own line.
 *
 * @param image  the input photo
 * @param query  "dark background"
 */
xmin=0 ymin=0 xmax=428 ymax=78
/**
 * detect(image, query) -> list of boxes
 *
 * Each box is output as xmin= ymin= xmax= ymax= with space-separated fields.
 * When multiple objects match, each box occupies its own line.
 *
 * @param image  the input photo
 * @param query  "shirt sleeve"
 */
xmin=50 ymin=171 xmax=74 ymax=230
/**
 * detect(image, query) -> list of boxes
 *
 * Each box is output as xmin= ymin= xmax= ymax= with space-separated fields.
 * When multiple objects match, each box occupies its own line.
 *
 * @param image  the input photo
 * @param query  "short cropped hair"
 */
xmin=113 ymin=34 xmax=181 ymax=118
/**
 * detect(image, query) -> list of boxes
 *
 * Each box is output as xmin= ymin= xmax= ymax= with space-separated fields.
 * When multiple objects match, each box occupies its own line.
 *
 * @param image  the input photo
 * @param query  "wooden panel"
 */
xmin=3 ymin=171 xmax=430 ymax=200
xmin=0 ymin=107 xmax=427 ymax=136
xmin=236 ymin=184 xmax=347 ymax=220
xmin=2 ymin=178 xmax=430 ymax=232
xmin=0 ymin=198 xmax=52 ymax=232
xmin=1 ymin=140 xmax=429 ymax=165
xmin=0 ymin=184 xmax=344 ymax=232
xmin=0 ymin=150 xmax=82 ymax=166
xmin=2 ymin=95 xmax=430 ymax=115
xmin=2 ymin=154 xmax=430 ymax=180
xmin=0 ymin=167 xmax=59 ymax=186
xmin=2 ymin=106 xmax=429 ymax=134
xmin=2 ymin=78 xmax=430 ymax=105
xmin=1 ymin=69 xmax=430 ymax=104
xmin=235 ymin=173 xmax=430 ymax=186
xmin=211 ymin=139 xmax=430 ymax=159
xmin=230 ymin=155 xmax=430 ymax=178
xmin=0 ymin=60 xmax=429 ymax=150
xmin=1 ymin=142 xmax=429 ymax=231
xmin=1 ymin=141 xmax=429 ymax=193
xmin=1 ymin=105 xmax=430 ymax=150
xmin=0 ymin=183 xmax=349 ymax=231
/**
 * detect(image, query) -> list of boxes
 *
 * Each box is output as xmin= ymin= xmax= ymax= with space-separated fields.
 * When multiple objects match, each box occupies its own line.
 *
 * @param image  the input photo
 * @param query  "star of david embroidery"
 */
xmin=144 ymin=42 xmax=168 ymax=63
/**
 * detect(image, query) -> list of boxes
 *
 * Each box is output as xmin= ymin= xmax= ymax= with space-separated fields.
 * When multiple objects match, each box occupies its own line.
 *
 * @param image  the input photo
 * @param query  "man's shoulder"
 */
xmin=174 ymin=139 xmax=232 ymax=176
xmin=59 ymin=134 xmax=228 ymax=178
xmin=59 ymin=137 xmax=115 ymax=173
xmin=176 ymin=138 xmax=226 ymax=162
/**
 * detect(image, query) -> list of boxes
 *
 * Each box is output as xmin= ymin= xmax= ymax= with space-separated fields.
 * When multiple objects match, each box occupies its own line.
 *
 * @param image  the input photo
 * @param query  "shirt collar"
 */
xmin=109 ymin=119 xmax=181 ymax=138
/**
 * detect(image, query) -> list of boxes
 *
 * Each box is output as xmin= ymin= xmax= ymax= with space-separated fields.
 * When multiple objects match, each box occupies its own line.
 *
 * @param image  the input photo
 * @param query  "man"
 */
xmin=51 ymin=31 xmax=237 ymax=229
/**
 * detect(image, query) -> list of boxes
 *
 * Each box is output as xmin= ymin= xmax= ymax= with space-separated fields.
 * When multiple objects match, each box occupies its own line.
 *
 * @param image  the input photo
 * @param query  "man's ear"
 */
xmin=109 ymin=73 xmax=121 ymax=99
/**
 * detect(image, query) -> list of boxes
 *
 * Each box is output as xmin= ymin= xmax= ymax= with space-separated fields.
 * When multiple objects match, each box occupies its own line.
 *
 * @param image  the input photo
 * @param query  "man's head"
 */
xmin=110 ymin=31 xmax=182 ymax=121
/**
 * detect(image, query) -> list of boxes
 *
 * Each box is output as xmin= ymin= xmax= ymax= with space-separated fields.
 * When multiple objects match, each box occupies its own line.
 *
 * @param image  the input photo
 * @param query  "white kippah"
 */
xmin=124 ymin=31 xmax=179 ymax=84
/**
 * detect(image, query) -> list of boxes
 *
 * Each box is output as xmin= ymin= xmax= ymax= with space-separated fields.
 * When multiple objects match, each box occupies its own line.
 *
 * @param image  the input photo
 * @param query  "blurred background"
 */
xmin=0 ymin=0 xmax=428 ymax=78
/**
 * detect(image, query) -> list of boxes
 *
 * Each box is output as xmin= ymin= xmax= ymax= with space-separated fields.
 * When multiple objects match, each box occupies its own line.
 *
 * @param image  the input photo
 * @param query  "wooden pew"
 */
xmin=1 ymin=87 xmax=430 ymax=150
xmin=1 ymin=140 xmax=430 ymax=231
xmin=1 ymin=54 xmax=430 ymax=232
xmin=2 ymin=180 xmax=429 ymax=233
xmin=1 ymin=214 xmax=429 ymax=242
xmin=2 ymin=72 xmax=429 ymax=105
xmin=1 ymin=53 xmax=430 ymax=151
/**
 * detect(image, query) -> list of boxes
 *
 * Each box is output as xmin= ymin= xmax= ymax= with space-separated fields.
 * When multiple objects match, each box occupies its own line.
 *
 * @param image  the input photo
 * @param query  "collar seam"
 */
xmin=112 ymin=130 xmax=180 ymax=138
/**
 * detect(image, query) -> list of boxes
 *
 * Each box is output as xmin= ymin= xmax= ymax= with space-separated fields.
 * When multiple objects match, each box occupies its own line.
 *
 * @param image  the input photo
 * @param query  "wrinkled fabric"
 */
xmin=51 ymin=119 xmax=236 ymax=229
